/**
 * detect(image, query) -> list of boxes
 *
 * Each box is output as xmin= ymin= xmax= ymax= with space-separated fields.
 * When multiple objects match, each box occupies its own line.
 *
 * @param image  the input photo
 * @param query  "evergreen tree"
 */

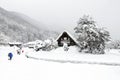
xmin=74 ymin=15 xmax=110 ymax=54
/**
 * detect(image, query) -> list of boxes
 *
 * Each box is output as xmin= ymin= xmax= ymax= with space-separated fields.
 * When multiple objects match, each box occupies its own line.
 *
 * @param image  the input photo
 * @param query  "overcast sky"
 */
xmin=0 ymin=0 xmax=120 ymax=40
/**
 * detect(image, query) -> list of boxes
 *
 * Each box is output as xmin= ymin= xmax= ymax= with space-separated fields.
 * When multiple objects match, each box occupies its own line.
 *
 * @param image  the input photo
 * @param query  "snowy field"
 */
xmin=0 ymin=46 xmax=120 ymax=80
xmin=27 ymin=46 xmax=120 ymax=66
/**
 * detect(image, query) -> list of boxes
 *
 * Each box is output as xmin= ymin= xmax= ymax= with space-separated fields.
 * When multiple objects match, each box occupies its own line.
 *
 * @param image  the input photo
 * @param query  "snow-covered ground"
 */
xmin=0 ymin=46 xmax=120 ymax=80
xmin=26 ymin=46 xmax=120 ymax=66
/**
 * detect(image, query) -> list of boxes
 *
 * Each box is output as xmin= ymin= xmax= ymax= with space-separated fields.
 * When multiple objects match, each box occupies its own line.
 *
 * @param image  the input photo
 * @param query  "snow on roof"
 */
xmin=35 ymin=40 xmax=43 ymax=43
xmin=56 ymin=30 xmax=80 ymax=46
xmin=8 ymin=42 xmax=22 ymax=44
xmin=26 ymin=41 xmax=36 ymax=44
xmin=25 ymin=40 xmax=43 ymax=45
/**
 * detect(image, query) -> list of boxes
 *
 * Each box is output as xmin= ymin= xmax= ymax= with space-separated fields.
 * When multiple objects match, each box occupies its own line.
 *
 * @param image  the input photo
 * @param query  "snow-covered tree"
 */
xmin=74 ymin=15 xmax=110 ymax=54
xmin=42 ymin=38 xmax=58 ymax=51
xmin=0 ymin=33 xmax=10 ymax=43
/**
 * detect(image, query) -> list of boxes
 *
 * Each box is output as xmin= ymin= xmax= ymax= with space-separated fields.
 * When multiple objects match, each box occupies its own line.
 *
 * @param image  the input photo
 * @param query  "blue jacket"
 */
xmin=8 ymin=53 xmax=13 ymax=58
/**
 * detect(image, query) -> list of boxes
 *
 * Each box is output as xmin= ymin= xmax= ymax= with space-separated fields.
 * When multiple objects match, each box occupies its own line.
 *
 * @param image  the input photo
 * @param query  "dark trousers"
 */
xmin=8 ymin=56 xmax=12 ymax=60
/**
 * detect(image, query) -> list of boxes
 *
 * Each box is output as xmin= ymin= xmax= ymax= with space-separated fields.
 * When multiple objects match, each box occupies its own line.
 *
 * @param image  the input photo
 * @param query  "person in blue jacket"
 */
xmin=8 ymin=52 xmax=13 ymax=60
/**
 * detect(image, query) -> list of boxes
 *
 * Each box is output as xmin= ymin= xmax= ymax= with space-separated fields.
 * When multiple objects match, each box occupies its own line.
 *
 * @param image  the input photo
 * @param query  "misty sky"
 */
xmin=0 ymin=0 xmax=120 ymax=40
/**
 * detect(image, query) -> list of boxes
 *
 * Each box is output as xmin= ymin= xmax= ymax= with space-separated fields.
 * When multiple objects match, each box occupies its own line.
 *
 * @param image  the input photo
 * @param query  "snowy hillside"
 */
xmin=0 ymin=7 xmax=59 ymax=42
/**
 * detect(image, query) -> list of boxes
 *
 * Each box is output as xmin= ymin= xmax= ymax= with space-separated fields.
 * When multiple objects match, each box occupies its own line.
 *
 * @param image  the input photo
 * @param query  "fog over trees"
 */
xmin=0 ymin=7 xmax=59 ymax=43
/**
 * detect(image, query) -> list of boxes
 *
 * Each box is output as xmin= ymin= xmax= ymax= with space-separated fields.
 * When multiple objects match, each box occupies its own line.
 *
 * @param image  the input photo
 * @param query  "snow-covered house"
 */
xmin=56 ymin=31 xmax=80 ymax=47
xmin=8 ymin=42 xmax=22 ymax=47
xmin=23 ymin=40 xmax=44 ymax=49
xmin=23 ymin=41 xmax=37 ymax=48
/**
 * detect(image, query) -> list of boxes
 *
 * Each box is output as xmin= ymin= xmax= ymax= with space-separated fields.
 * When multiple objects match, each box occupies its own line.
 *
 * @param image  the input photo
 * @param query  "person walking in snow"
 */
xmin=8 ymin=52 xmax=13 ymax=60
xmin=17 ymin=48 xmax=21 ymax=55
xmin=17 ymin=45 xmax=23 ymax=55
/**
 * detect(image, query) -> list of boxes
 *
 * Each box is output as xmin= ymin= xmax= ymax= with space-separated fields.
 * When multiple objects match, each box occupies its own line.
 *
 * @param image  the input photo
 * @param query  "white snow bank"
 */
xmin=26 ymin=46 xmax=120 ymax=65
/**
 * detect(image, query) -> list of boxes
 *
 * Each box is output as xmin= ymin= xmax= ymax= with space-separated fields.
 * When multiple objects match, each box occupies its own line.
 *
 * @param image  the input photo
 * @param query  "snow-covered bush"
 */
xmin=34 ymin=40 xmax=45 ymax=51
xmin=42 ymin=38 xmax=58 ymax=51
xmin=74 ymin=15 xmax=110 ymax=54
xmin=63 ymin=43 xmax=69 ymax=51
xmin=106 ymin=40 xmax=120 ymax=49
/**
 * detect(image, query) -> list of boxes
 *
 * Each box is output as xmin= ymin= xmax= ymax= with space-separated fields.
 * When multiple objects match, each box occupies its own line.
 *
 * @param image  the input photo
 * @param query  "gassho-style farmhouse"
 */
xmin=56 ymin=31 xmax=79 ymax=47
